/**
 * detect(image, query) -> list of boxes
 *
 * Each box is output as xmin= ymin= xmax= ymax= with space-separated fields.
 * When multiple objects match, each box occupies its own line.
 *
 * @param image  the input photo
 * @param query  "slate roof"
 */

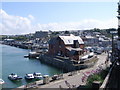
xmin=49 ymin=34 xmax=84 ymax=45
xmin=59 ymin=34 xmax=84 ymax=45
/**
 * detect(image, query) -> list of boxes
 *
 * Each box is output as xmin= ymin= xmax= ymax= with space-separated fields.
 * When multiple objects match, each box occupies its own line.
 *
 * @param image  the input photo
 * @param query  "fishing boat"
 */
xmin=8 ymin=73 xmax=22 ymax=81
xmin=25 ymin=74 xmax=34 ymax=80
xmin=33 ymin=72 xmax=43 ymax=79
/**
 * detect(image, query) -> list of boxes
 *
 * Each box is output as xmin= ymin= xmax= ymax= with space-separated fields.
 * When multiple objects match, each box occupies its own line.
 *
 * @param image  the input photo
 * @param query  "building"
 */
xmin=99 ymin=37 xmax=111 ymax=47
xmin=34 ymin=31 xmax=48 ymax=38
xmin=82 ymin=36 xmax=99 ymax=46
xmin=48 ymin=34 xmax=84 ymax=61
xmin=4 ymin=39 xmax=15 ymax=42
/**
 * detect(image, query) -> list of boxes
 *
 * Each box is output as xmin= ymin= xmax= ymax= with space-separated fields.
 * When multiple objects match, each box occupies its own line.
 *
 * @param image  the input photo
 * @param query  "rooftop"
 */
xmin=59 ymin=34 xmax=84 ymax=45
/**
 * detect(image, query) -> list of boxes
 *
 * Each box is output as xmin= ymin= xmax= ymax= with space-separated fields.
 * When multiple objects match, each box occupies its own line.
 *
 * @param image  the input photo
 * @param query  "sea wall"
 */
xmin=39 ymin=54 xmax=98 ymax=72
xmin=39 ymin=54 xmax=75 ymax=72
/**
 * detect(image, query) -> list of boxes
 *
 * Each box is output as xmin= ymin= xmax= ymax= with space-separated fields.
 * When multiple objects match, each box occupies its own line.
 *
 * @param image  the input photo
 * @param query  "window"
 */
xmin=68 ymin=40 xmax=71 ymax=43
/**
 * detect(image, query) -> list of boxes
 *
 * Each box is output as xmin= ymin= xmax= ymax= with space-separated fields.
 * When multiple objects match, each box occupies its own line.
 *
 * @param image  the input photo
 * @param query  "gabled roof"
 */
xmin=59 ymin=34 xmax=84 ymax=45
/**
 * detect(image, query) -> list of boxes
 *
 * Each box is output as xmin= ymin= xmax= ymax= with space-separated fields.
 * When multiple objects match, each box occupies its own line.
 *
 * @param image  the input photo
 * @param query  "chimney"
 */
xmin=73 ymin=40 xmax=79 ymax=48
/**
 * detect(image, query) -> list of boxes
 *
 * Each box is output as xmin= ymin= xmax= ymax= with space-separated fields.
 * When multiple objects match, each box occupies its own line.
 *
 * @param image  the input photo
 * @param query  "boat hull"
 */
xmin=25 ymin=77 xmax=34 ymax=80
xmin=34 ymin=76 xmax=42 ymax=80
xmin=8 ymin=77 xmax=22 ymax=81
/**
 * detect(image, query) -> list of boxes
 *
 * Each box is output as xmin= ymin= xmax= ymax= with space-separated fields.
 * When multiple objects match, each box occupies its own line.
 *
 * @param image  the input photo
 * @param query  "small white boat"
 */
xmin=36 ymin=57 xmax=39 ymax=59
xmin=24 ymin=55 xmax=29 ymax=58
xmin=0 ymin=79 xmax=5 ymax=84
xmin=25 ymin=74 xmax=34 ymax=80
xmin=81 ymin=55 xmax=89 ymax=60
xmin=33 ymin=72 xmax=42 ymax=79
xmin=29 ymin=51 xmax=36 ymax=55
xmin=8 ymin=73 xmax=22 ymax=81
xmin=88 ymin=52 xmax=94 ymax=58
xmin=28 ymin=51 xmax=39 ymax=58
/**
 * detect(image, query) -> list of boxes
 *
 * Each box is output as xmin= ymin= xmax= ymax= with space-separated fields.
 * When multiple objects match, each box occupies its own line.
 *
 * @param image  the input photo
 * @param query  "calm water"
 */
xmin=1 ymin=44 xmax=62 ymax=88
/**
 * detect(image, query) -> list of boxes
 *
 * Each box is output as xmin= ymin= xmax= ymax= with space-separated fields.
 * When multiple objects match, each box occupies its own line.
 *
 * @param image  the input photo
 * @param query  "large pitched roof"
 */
xmin=59 ymin=34 xmax=84 ymax=45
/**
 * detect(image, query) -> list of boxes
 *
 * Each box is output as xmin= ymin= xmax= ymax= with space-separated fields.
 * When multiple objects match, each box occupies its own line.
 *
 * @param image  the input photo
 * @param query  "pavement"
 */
xmin=18 ymin=53 xmax=110 ymax=89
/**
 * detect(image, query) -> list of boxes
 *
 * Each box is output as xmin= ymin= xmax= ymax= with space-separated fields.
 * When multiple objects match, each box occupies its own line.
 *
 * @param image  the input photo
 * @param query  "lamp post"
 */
xmin=118 ymin=0 xmax=120 ymax=62
xmin=110 ymin=31 xmax=117 ymax=63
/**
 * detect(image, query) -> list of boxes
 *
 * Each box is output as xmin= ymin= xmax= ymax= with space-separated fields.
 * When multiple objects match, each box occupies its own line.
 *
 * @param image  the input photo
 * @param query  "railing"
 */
xmin=100 ymin=60 xmax=117 ymax=89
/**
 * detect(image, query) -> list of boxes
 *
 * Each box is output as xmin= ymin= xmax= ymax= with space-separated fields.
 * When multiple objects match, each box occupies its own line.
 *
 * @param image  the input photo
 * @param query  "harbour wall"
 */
xmin=39 ymin=54 xmax=98 ymax=72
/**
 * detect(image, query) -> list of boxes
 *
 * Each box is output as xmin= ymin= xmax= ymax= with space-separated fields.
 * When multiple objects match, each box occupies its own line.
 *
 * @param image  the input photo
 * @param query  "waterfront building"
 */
xmin=4 ymin=39 xmax=15 ymax=42
xmin=48 ymin=34 xmax=84 ymax=61
xmin=3 ymin=39 xmax=15 ymax=46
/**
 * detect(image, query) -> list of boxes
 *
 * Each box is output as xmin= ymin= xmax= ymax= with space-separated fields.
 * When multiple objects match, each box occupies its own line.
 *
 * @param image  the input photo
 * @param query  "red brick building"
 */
xmin=48 ymin=34 xmax=84 ymax=61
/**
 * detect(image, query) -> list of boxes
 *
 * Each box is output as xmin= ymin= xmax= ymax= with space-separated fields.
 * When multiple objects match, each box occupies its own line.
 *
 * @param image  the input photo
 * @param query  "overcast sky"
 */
xmin=1 ymin=1 xmax=118 ymax=35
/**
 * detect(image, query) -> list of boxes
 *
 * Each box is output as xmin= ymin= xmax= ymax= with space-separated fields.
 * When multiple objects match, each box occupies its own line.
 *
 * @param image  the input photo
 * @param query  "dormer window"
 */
xmin=68 ymin=40 xmax=71 ymax=43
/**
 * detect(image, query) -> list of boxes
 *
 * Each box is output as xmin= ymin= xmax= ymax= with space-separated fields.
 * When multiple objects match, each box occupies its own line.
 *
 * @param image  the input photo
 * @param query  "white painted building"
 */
xmin=83 ymin=36 xmax=99 ymax=46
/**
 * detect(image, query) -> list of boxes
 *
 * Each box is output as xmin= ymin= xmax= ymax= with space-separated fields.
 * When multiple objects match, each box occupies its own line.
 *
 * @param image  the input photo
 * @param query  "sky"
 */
xmin=0 ymin=1 xmax=119 ymax=35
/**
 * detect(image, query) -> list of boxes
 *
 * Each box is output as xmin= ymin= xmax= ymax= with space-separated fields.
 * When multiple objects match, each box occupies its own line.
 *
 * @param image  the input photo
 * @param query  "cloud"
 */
xmin=35 ymin=18 xmax=117 ymax=31
xmin=28 ymin=14 xmax=35 ymax=21
xmin=0 ymin=9 xmax=34 ymax=35
xmin=0 ymin=9 xmax=118 ymax=35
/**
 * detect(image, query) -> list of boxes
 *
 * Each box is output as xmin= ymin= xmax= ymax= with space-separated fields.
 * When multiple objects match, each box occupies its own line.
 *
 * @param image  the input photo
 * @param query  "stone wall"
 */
xmin=39 ymin=54 xmax=98 ymax=72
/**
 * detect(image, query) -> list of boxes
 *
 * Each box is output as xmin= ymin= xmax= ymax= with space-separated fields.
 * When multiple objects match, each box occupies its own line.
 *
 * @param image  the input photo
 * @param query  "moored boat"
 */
xmin=0 ymin=79 xmax=5 ymax=84
xmin=25 ymin=74 xmax=34 ymax=80
xmin=24 ymin=55 xmax=29 ymax=58
xmin=33 ymin=72 xmax=43 ymax=79
xmin=28 ymin=51 xmax=40 ymax=58
xmin=8 ymin=73 xmax=22 ymax=81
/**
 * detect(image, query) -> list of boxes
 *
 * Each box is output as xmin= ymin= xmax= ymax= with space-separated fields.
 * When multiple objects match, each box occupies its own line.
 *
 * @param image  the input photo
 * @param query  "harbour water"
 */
xmin=1 ymin=44 xmax=62 ymax=88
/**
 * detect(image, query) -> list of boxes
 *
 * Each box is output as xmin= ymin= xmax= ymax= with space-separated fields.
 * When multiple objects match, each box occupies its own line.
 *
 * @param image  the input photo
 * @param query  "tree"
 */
xmin=65 ymin=31 xmax=70 ymax=34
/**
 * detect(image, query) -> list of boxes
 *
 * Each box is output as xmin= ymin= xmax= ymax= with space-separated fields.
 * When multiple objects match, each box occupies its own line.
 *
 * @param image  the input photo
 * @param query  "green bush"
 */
xmin=87 ymin=74 xmax=102 ymax=87
xmin=86 ymin=69 xmax=109 ymax=87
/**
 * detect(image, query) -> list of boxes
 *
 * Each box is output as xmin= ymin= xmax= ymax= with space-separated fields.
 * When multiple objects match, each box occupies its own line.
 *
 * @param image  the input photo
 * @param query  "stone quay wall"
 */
xmin=39 ymin=54 xmax=98 ymax=72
